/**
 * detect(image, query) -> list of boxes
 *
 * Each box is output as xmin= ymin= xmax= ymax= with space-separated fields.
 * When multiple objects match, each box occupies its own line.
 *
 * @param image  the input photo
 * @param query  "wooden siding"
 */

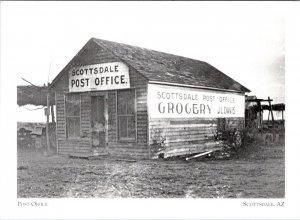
xmin=55 ymin=92 xmax=92 ymax=156
xmin=80 ymin=93 xmax=92 ymax=140
xmin=149 ymin=117 xmax=244 ymax=158
xmin=55 ymin=93 xmax=66 ymax=141
xmin=53 ymin=38 xmax=246 ymax=159
xmin=225 ymin=117 xmax=245 ymax=130
xmin=106 ymin=67 xmax=149 ymax=159
xmin=53 ymin=40 xmax=149 ymax=158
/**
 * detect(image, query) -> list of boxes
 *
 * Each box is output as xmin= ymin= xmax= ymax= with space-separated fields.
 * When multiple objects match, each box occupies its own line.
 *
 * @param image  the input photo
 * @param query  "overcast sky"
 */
xmin=1 ymin=2 xmax=286 ymax=122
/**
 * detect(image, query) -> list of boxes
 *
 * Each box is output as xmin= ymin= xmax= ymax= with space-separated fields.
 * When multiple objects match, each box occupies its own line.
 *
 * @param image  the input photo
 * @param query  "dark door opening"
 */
xmin=91 ymin=96 xmax=106 ymax=148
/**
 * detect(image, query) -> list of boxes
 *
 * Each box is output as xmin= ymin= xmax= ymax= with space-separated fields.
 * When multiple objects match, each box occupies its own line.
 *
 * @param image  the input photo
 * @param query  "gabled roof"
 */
xmin=51 ymin=38 xmax=250 ymax=93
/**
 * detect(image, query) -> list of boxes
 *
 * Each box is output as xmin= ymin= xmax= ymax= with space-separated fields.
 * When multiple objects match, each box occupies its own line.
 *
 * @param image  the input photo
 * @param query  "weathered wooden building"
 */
xmin=50 ymin=38 xmax=250 ymax=159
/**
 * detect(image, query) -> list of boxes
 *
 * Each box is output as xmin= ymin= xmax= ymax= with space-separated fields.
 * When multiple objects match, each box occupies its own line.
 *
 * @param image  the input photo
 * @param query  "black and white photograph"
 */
xmin=0 ymin=1 xmax=299 ymax=219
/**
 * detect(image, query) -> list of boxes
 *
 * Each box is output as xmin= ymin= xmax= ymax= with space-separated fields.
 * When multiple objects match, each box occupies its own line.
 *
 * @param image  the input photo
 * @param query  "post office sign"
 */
xmin=69 ymin=62 xmax=130 ymax=92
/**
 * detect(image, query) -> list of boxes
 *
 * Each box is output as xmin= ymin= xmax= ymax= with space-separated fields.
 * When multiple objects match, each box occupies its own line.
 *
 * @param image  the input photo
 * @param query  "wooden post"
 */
xmin=282 ymin=110 xmax=284 ymax=127
xmin=256 ymin=100 xmax=263 ymax=129
xmin=267 ymin=96 xmax=275 ymax=142
xmin=267 ymin=110 xmax=271 ymax=127
xmin=46 ymin=88 xmax=50 ymax=153
xmin=51 ymin=104 xmax=55 ymax=123
xmin=268 ymin=96 xmax=275 ymax=128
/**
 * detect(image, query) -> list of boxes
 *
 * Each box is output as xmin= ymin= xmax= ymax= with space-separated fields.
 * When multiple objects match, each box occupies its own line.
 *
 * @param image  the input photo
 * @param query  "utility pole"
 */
xmin=51 ymin=105 xmax=55 ymax=123
xmin=46 ymin=62 xmax=52 ymax=153
xmin=46 ymin=83 xmax=51 ymax=154
xmin=20 ymin=77 xmax=52 ymax=154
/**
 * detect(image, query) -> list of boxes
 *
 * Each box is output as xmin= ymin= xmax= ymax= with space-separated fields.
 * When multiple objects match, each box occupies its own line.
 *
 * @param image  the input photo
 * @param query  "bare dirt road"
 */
xmin=17 ymin=139 xmax=284 ymax=198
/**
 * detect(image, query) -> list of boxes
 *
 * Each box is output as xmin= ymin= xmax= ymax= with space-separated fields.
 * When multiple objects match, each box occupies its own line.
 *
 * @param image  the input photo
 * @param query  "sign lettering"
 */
xmin=69 ymin=62 xmax=130 ymax=92
xmin=148 ymin=84 xmax=245 ymax=118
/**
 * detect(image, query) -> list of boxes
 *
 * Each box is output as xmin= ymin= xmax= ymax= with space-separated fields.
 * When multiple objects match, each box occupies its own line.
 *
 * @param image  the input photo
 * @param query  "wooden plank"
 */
xmin=151 ymin=119 xmax=222 ymax=124
xmin=150 ymin=118 xmax=217 ymax=122
xmin=156 ymin=129 xmax=216 ymax=136
xmin=164 ymin=142 xmax=223 ymax=158
xmin=149 ymin=128 xmax=217 ymax=135
xmin=165 ymin=140 xmax=222 ymax=149
xmin=166 ymin=126 xmax=217 ymax=131
xmin=164 ymin=138 xmax=218 ymax=147
xmin=109 ymin=147 xmax=149 ymax=152
xmin=166 ymin=133 xmax=215 ymax=141
xmin=170 ymin=119 xmax=218 ymax=125
xmin=165 ymin=146 xmax=217 ymax=155
xmin=56 ymin=93 xmax=66 ymax=143
xmin=151 ymin=123 xmax=217 ymax=128
xmin=165 ymin=139 xmax=216 ymax=146
xmin=108 ymin=148 xmax=148 ymax=154
xmin=186 ymin=151 xmax=213 ymax=161
xmin=56 ymin=133 xmax=66 ymax=137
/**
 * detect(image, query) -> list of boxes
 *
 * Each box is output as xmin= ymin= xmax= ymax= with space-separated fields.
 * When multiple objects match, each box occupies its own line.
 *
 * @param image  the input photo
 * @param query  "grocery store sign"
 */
xmin=69 ymin=62 xmax=130 ymax=92
xmin=148 ymin=84 xmax=245 ymax=118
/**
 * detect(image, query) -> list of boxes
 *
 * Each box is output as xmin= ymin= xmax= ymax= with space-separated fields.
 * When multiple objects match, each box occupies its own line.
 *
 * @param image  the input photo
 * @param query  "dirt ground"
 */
xmin=17 ymin=138 xmax=285 ymax=198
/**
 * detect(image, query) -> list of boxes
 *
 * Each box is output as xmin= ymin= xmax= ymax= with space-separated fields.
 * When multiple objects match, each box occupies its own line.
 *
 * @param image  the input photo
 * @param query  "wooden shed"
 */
xmin=50 ymin=38 xmax=250 ymax=159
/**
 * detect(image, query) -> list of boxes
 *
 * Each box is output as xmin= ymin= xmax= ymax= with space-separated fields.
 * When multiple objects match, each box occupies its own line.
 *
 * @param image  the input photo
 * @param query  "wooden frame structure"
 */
xmin=245 ymin=96 xmax=285 ymax=129
xmin=49 ymin=38 xmax=250 ymax=159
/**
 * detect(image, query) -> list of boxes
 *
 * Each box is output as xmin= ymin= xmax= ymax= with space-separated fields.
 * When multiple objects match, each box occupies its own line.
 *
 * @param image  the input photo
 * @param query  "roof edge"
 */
xmin=205 ymin=64 xmax=251 ymax=93
xmin=91 ymin=38 xmax=150 ymax=82
xmin=49 ymin=38 xmax=95 ymax=89
xmin=50 ymin=37 xmax=251 ymax=94
xmin=148 ymin=81 xmax=250 ymax=94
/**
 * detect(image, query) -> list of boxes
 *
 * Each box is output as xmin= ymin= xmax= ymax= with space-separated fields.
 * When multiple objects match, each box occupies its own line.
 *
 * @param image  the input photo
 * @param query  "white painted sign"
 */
xmin=148 ymin=84 xmax=245 ymax=118
xmin=69 ymin=62 xmax=130 ymax=92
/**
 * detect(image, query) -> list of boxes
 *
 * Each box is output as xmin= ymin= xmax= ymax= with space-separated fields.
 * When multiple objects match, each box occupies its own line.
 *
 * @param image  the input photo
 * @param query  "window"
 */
xmin=117 ymin=90 xmax=136 ymax=141
xmin=66 ymin=94 xmax=80 ymax=138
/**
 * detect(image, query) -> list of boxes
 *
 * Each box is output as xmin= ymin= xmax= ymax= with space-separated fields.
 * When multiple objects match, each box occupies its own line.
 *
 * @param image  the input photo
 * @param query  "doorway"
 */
xmin=91 ymin=96 xmax=106 ymax=149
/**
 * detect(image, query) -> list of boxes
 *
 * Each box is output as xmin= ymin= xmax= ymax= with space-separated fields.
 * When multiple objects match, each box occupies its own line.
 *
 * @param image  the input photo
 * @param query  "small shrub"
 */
xmin=214 ymin=125 xmax=265 ymax=159
xmin=150 ymin=127 xmax=166 ymax=158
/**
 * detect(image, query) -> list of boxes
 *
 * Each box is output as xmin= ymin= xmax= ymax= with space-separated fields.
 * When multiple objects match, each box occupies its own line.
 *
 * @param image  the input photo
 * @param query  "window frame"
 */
xmin=117 ymin=89 xmax=137 ymax=142
xmin=65 ymin=93 xmax=81 ymax=139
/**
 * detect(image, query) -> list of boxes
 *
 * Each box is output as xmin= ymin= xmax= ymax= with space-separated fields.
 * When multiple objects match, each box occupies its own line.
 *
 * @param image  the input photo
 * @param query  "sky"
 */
xmin=1 ymin=1 xmax=286 ymax=122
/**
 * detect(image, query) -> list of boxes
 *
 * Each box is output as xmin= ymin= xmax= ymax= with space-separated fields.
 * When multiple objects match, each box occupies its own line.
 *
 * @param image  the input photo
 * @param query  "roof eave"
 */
xmin=148 ymin=80 xmax=250 ymax=94
xmin=49 ymin=38 xmax=96 ymax=89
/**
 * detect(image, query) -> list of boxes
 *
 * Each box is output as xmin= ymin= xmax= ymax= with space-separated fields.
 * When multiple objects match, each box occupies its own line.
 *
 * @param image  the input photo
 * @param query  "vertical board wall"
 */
xmin=106 ymin=68 xmax=148 ymax=158
xmin=149 ymin=117 xmax=244 ymax=158
xmin=53 ymin=40 xmax=149 ymax=158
